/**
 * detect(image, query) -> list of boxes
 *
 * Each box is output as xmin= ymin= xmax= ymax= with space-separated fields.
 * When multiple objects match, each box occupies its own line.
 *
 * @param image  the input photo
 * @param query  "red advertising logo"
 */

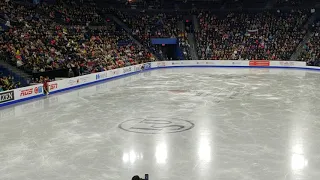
xmin=49 ymin=83 xmax=58 ymax=90
xmin=249 ymin=60 xmax=270 ymax=66
xmin=34 ymin=87 xmax=39 ymax=94
xmin=20 ymin=88 xmax=33 ymax=97
xmin=33 ymin=86 xmax=43 ymax=94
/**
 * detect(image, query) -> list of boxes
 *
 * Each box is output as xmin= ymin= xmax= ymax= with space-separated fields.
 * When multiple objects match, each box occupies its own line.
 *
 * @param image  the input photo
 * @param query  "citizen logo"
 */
xmin=0 ymin=91 xmax=14 ymax=103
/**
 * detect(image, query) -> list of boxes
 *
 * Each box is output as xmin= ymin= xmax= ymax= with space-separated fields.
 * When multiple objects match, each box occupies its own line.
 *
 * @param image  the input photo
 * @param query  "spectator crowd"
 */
xmin=0 ymin=0 xmax=319 ymax=91
xmin=299 ymin=21 xmax=320 ymax=66
xmin=115 ymin=11 xmax=191 ymax=60
xmin=0 ymin=0 xmax=154 ymax=80
xmin=44 ymin=0 xmax=105 ymax=26
xmin=0 ymin=74 xmax=20 ymax=92
xmin=196 ymin=10 xmax=309 ymax=60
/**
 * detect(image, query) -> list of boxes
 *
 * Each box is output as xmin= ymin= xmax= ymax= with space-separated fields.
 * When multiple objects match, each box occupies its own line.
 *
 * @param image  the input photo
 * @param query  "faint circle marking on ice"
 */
xmin=118 ymin=117 xmax=194 ymax=134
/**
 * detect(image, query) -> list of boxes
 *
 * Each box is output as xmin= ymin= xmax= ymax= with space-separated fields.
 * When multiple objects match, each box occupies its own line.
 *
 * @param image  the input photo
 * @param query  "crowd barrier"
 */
xmin=0 ymin=60 xmax=317 ymax=108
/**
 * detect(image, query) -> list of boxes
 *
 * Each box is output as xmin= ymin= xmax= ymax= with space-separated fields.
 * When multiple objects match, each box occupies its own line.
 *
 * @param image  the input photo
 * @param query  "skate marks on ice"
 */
xmin=2 ymin=68 xmax=320 ymax=180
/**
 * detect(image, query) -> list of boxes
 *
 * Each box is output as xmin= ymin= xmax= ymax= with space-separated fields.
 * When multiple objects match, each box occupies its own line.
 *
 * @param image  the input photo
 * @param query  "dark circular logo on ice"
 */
xmin=118 ymin=117 xmax=194 ymax=134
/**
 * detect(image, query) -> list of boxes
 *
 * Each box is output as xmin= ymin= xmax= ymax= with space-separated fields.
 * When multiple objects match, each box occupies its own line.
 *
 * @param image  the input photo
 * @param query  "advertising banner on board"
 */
xmin=144 ymin=62 xmax=152 ymax=70
xmin=0 ymin=90 xmax=14 ymax=103
xmin=134 ymin=65 xmax=142 ymax=71
xmin=171 ymin=61 xmax=182 ymax=65
xmin=122 ymin=66 xmax=133 ymax=74
xmin=49 ymin=83 xmax=58 ymax=91
xmin=157 ymin=61 xmax=166 ymax=67
xmin=270 ymin=61 xmax=306 ymax=67
xmin=196 ymin=61 xmax=206 ymax=65
xmin=107 ymin=68 xmax=121 ymax=78
xmin=95 ymin=71 xmax=108 ymax=81
xmin=1 ymin=61 xmax=315 ymax=108
xmin=47 ymin=73 xmax=95 ymax=93
xmin=249 ymin=60 xmax=270 ymax=66
xmin=11 ymin=84 xmax=44 ymax=101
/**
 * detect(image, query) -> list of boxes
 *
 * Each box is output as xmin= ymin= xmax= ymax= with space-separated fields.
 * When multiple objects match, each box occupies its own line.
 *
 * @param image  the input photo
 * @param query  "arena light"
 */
xmin=291 ymin=154 xmax=308 ymax=171
xmin=155 ymin=143 xmax=168 ymax=164
xmin=198 ymin=137 xmax=211 ymax=163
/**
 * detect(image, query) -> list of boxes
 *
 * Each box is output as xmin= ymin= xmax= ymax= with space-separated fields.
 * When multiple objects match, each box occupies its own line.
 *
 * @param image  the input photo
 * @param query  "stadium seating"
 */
xmin=0 ymin=0 xmax=319 ymax=90
xmin=275 ymin=0 xmax=318 ymax=7
xmin=115 ymin=11 xmax=190 ymax=60
xmin=0 ymin=0 xmax=154 ymax=79
xmin=196 ymin=10 xmax=309 ymax=60
xmin=44 ymin=0 xmax=105 ymax=26
xmin=299 ymin=21 xmax=320 ymax=66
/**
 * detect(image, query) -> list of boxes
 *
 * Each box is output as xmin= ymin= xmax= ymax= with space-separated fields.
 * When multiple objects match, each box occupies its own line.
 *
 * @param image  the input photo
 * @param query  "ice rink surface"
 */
xmin=1 ymin=68 xmax=320 ymax=180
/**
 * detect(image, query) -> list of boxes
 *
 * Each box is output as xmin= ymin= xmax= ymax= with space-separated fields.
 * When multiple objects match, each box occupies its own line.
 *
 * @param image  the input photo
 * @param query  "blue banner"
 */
xmin=151 ymin=38 xmax=177 ymax=45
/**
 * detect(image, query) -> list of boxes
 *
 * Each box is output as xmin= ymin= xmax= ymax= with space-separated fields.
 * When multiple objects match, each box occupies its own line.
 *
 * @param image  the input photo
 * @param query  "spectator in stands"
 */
xmin=68 ymin=68 xmax=75 ymax=78
xmin=114 ymin=11 xmax=189 ymax=60
xmin=299 ymin=21 xmax=320 ymax=66
xmin=196 ymin=10 xmax=309 ymax=60
xmin=0 ymin=0 xmax=154 ymax=85
xmin=0 ymin=76 xmax=18 ymax=91
xmin=178 ymin=32 xmax=191 ymax=60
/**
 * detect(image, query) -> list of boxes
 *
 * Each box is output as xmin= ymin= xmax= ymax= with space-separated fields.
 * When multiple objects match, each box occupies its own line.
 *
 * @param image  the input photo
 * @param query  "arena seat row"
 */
xmin=196 ymin=10 xmax=309 ymax=60
xmin=108 ymin=0 xmax=316 ymax=10
xmin=299 ymin=21 xmax=320 ymax=66
xmin=43 ymin=0 xmax=105 ymax=26
xmin=0 ymin=0 xmax=154 ymax=82
xmin=275 ymin=0 xmax=320 ymax=8
xmin=0 ymin=0 xmax=319 ymax=90
xmin=114 ymin=11 xmax=191 ymax=60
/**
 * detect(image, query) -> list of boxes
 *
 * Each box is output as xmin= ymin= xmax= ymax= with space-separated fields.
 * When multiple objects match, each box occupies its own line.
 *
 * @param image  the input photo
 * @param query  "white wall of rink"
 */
xmin=0 ymin=60 xmax=315 ymax=107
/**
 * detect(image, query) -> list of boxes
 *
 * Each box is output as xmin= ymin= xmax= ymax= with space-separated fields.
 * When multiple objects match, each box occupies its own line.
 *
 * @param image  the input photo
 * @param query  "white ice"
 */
xmin=0 ymin=68 xmax=320 ymax=180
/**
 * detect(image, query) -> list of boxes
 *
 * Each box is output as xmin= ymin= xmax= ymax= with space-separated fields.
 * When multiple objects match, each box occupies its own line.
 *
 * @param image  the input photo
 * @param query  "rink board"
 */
xmin=1 ymin=60 xmax=319 ymax=108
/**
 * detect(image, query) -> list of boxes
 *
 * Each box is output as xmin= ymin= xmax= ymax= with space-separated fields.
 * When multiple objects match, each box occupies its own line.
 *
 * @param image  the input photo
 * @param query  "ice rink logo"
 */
xmin=119 ymin=117 xmax=194 ymax=134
